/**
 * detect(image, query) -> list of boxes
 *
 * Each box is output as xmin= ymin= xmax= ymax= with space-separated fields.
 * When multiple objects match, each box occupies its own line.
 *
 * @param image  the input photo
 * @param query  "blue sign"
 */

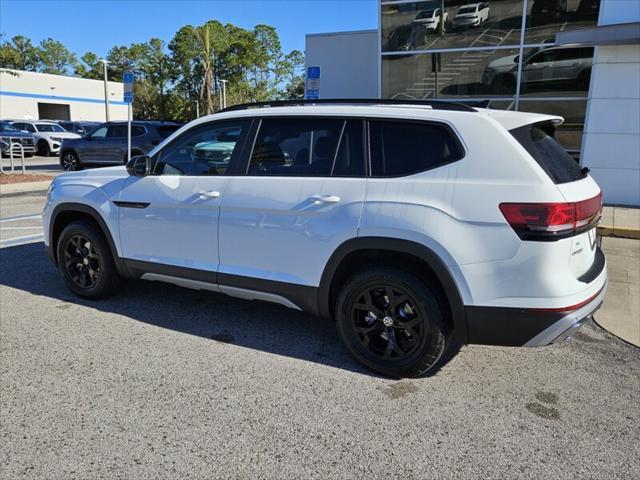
xmin=305 ymin=66 xmax=320 ymax=100
xmin=123 ymin=72 xmax=135 ymax=103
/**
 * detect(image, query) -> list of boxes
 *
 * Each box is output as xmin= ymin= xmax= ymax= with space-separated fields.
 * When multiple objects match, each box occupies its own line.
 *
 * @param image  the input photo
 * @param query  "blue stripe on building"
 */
xmin=0 ymin=90 xmax=127 ymax=106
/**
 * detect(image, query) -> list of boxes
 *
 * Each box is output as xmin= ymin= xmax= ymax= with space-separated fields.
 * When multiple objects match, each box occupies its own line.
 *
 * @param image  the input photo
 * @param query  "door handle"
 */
xmin=310 ymin=194 xmax=341 ymax=203
xmin=198 ymin=190 xmax=221 ymax=199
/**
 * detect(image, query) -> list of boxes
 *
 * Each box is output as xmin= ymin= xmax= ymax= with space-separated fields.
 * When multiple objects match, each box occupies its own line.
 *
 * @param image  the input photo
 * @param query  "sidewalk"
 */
xmin=596 ymin=236 xmax=640 ymax=347
xmin=599 ymin=206 xmax=640 ymax=239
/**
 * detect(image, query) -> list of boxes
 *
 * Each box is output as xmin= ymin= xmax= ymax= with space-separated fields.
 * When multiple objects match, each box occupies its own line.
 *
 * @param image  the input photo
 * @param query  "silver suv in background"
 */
xmin=9 ymin=120 xmax=81 ymax=156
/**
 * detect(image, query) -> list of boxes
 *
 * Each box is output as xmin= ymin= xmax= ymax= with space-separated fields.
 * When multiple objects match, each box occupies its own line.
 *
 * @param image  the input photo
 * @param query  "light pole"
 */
xmin=220 ymin=79 xmax=228 ymax=109
xmin=99 ymin=59 xmax=110 ymax=121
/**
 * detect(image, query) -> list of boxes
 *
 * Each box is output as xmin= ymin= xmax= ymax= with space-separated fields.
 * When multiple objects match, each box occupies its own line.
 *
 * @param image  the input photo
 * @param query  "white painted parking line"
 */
xmin=0 ymin=214 xmax=41 ymax=223
xmin=0 ymin=233 xmax=44 ymax=248
xmin=1 ymin=226 xmax=43 ymax=230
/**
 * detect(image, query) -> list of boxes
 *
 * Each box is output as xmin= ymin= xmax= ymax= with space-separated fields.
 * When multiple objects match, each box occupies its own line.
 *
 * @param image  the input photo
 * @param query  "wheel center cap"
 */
xmin=382 ymin=316 xmax=394 ymax=327
xmin=83 ymin=258 xmax=89 ymax=265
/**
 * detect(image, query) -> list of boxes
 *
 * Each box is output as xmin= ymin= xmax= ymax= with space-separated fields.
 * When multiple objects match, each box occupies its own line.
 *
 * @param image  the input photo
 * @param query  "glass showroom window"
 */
xmin=379 ymin=0 xmax=601 ymax=157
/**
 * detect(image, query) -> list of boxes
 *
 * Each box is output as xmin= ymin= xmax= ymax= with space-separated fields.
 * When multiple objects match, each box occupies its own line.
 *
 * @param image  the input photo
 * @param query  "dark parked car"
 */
xmin=59 ymin=121 xmax=181 ymax=171
xmin=58 ymin=121 xmax=100 ymax=136
xmin=0 ymin=121 xmax=37 ymax=157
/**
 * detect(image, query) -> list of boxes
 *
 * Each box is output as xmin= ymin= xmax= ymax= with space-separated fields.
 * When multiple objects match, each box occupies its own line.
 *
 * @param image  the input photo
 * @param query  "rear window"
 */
xmin=369 ymin=120 xmax=464 ymax=177
xmin=157 ymin=125 xmax=180 ymax=138
xmin=510 ymin=122 xmax=586 ymax=184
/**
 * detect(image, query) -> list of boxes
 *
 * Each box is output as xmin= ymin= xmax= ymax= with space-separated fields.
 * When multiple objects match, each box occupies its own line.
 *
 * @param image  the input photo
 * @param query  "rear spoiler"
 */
xmin=482 ymin=109 xmax=564 ymax=131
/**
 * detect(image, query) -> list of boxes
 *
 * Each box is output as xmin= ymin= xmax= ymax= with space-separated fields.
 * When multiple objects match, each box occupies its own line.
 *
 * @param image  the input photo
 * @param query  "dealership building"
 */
xmin=0 ymin=69 xmax=127 ymax=122
xmin=306 ymin=0 xmax=640 ymax=206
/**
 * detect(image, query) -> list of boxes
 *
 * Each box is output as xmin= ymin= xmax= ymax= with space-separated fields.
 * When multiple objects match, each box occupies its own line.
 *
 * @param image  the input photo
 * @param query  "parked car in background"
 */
xmin=453 ymin=3 xmax=490 ymax=29
xmin=413 ymin=6 xmax=448 ymax=32
xmin=59 ymin=121 xmax=181 ymax=171
xmin=9 ymin=120 xmax=81 ymax=156
xmin=530 ymin=0 xmax=568 ymax=24
xmin=0 ymin=121 xmax=37 ymax=157
xmin=58 ymin=121 xmax=100 ymax=136
xmin=483 ymin=45 xmax=594 ymax=93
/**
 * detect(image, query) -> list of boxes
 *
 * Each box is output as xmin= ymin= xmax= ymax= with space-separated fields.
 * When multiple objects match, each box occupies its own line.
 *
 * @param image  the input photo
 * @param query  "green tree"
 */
xmin=0 ymin=35 xmax=40 ymax=71
xmin=37 ymin=38 xmax=77 ymax=75
xmin=74 ymin=52 xmax=103 ymax=79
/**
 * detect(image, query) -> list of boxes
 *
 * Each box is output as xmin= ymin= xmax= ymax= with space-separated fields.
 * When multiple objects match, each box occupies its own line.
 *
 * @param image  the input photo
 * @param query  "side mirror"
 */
xmin=126 ymin=155 xmax=151 ymax=177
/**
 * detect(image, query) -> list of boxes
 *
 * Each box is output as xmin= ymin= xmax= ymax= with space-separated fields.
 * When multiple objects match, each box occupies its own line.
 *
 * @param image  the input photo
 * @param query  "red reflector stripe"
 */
xmin=527 ymin=286 xmax=604 ymax=313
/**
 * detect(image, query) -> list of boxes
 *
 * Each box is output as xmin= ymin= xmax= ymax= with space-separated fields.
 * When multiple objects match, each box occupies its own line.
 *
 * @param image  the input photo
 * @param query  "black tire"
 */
xmin=335 ymin=266 xmax=450 ymax=378
xmin=37 ymin=140 xmax=50 ymax=156
xmin=60 ymin=151 xmax=82 ymax=171
xmin=56 ymin=220 xmax=124 ymax=299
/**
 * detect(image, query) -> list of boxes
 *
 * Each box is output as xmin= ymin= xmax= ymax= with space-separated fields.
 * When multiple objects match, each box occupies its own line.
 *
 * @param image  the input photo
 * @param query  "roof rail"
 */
xmin=218 ymin=98 xmax=477 ymax=113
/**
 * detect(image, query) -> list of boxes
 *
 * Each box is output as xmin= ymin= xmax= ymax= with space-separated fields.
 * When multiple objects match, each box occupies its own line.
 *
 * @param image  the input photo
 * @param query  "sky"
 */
xmin=0 ymin=0 xmax=378 ymax=58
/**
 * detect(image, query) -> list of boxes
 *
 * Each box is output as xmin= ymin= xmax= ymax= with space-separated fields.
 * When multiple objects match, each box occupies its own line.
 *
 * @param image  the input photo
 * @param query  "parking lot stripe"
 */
xmin=0 ymin=214 xmax=41 ymax=223
xmin=0 ymin=233 xmax=44 ymax=247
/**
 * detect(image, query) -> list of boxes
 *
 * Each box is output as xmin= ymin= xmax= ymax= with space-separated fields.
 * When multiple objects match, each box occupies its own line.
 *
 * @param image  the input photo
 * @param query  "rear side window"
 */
xmin=248 ymin=118 xmax=344 ymax=176
xmin=510 ymin=122 xmax=586 ymax=184
xmin=131 ymin=126 xmax=146 ymax=137
xmin=107 ymin=125 xmax=127 ymax=137
xmin=157 ymin=125 xmax=180 ymax=138
xmin=369 ymin=120 xmax=464 ymax=177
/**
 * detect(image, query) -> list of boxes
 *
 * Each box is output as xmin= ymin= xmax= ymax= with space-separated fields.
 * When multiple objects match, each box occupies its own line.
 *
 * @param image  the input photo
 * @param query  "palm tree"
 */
xmin=194 ymin=24 xmax=216 ymax=114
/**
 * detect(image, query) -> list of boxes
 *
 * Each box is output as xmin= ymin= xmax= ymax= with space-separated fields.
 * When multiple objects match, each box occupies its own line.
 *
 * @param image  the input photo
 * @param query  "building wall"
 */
xmin=0 ymin=69 xmax=127 ymax=121
xmin=305 ymin=30 xmax=379 ymax=99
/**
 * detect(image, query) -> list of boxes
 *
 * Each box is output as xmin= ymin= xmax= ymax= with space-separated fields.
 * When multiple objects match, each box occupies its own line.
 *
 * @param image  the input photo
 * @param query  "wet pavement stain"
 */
xmin=572 ymin=330 xmax=607 ymax=344
xmin=526 ymin=402 xmax=560 ymax=420
xmin=535 ymin=391 xmax=558 ymax=404
xmin=381 ymin=381 xmax=419 ymax=399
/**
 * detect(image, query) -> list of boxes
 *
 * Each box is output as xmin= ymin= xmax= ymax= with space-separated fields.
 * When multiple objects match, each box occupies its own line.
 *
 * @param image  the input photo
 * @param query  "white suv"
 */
xmin=10 ymin=120 xmax=81 ymax=156
xmin=43 ymin=100 xmax=607 ymax=378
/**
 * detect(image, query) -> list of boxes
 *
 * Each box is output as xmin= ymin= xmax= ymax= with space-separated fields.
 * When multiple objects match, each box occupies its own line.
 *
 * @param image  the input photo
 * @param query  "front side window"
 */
xmin=131 ymin=126 xmax=146 ymax=137
xmin=369 ymin=120 xmax=464 ymax=177
xmin=90 ymin=127 xmax=108 ymax=139
xmin=153 ymin=120 xmax=247 ymax=176
xmin=248 ymin=118 xmax=346 ymax=176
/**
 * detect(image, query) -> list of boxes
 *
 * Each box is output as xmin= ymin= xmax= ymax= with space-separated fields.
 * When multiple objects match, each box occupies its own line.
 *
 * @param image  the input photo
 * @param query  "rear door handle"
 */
xmin=310 ymin=194 xmax=341 ymax=203
xmin=198 ymin=190 xmax=221 ymax=199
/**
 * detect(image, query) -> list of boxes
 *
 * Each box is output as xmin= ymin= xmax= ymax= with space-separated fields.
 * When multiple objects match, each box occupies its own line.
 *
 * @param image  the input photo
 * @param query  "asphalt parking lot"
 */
xmin=1 ymin=191 xmax=639 ymax=479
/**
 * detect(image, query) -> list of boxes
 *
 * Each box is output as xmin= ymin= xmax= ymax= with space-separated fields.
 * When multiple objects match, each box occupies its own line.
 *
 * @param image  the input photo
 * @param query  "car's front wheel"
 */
xmin=335 ymin=266 xmax=449 ymax=378
xmin=37 ymin=140 xmax=50 ymax=156
xmin=60 ymin=151 xmax=82 ymax=171
xmin=56 ymin=220 xmax=124 ymax=299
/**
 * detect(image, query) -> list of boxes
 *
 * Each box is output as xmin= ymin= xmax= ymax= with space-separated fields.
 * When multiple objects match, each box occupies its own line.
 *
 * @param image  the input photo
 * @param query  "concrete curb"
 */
xmin=598 ymin=225 xmax=640 ymax=240
xmin=0 ymin=180 xmax=51 ymax=196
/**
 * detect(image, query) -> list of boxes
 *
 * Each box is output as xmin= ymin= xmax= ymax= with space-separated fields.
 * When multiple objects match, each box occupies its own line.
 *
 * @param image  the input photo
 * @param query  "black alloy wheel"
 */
xmin=63 ymin=234 xmax=101 ymax=289
xmin=61 ymin=151 xmax=80 ymax=171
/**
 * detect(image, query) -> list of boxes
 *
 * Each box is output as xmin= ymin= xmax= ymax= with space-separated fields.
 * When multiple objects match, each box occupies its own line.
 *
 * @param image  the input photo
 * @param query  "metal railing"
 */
xmin=0 ymin=137 xmax=26 ymax=175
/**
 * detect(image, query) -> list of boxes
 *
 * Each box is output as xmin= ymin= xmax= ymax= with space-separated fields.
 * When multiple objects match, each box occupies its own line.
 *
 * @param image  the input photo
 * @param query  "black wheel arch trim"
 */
xmin=318 ymin=237 xmax=469 ymax=343
xmin=49 ymin=203 xmax=129 ymax=277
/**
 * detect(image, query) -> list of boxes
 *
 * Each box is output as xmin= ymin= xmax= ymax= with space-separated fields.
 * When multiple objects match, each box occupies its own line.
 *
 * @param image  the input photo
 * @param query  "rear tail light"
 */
xmin=499 ymin=192 xmax=602 ymax=241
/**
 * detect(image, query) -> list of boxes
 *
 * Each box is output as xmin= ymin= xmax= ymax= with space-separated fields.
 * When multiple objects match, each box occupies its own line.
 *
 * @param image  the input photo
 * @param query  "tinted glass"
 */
xmin=0 ymin=122 xmax=19 ymax=132
xmin=370 ymin=121 xmax=464 ymax=177
xmin=248 ymin=118 xmax=343 ymax=176
xmin=382 ymin=48 xmax=521 ymax=99
xmin=157 ymin=125 xmax=180 ymax=138
xmin=333 ymin=120 xmax=365 ymax=177
xmin=510 ymin=122 xmax=586 ymax=184
xmin=525 ymin=0 xmax=600 ymax=45
xmin=90 ymin=126 xmax=108 ymax=139
xmin=131 ymin=126 xmax=146 ymax=137
xmin=154 ymin=121 xmax=247 ymax=176
xmin=519 ymin=46 xmax=594 ymax=96
xmin=381 ymin=1 xmax=523 ymax=52
xmin=107 ymin=125 xmax=127 ymax=137
xmin=59 ymin=122 xmax=74 ymax=131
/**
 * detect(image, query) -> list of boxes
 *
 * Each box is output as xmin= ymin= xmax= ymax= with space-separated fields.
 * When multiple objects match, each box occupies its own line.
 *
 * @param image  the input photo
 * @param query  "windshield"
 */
xmin=458 ymin=7 xmax=477 ymax=14
xmin=36 ymin=123 xmax=65 ymax=132
xmin=0 ymin=122 xmax=19 ymax=132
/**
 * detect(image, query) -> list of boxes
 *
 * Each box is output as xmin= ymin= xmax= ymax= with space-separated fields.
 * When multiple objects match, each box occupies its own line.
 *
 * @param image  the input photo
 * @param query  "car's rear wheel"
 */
xmin=61 ymin=151 xmax=82 ymax=171
xmin=37 ymin=140 xmax=50 ymax=156
xmin=335 ymin=266 xmax=449 ymax=378
xmin=56 ymin=220 xmax=123 ymax=299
